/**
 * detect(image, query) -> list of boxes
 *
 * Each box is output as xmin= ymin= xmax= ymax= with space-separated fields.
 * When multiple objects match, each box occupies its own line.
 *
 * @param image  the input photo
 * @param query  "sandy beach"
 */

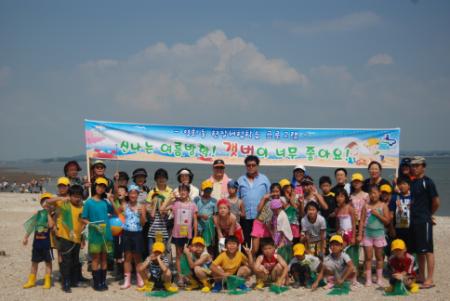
xmin=0 ymin=192 xmax=448 ymax=301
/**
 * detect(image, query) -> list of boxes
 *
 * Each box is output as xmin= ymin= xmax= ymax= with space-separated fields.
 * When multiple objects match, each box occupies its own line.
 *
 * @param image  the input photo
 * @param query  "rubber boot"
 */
xmin=62 ymin=279 xmax=72 ymax=293
xmin=137 ymin=278 xmax=155 ymax=292
xmin=136 ymin=271 xmax=144 ymax=288
xmin=114 ymin=262 xmax=124 ymax=281
xmin=100 ymin=269 xmax=108 ymax=290
xmin=185 ymin=276 xmax=200 ymax=291
xmin=43 ymin=274 xmax=52 ymax=289
xmin=120 ymin=273 xmax=131 ymax=289
xmin=23 ymin=274 xmax=36 ymax=289
xmin=92 ymin=270 xmax=101 ymax=291
xmin=200 ymin=279 xmax=212 ymax=293
xmin=376 ymin=268 xmax=384 ymax=287
xmin=164 ymin=282 xmax=179 ymax=293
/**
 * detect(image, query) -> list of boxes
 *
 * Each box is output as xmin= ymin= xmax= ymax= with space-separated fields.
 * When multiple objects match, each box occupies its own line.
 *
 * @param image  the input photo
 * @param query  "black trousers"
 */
xmin=241 ymin=218 xmax=254 ymax=247
xmin=59 ymin=238 xmax=81 ymax=283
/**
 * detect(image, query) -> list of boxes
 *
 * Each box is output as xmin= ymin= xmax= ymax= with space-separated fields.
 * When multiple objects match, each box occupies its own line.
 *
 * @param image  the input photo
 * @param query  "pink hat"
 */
xmin=270 ymin=199 xmax=283 ymax=210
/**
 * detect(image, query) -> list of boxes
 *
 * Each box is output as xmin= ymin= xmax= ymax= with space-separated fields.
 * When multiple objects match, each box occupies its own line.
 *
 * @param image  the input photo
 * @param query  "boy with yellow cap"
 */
xmin=312 ymin=235 xmax=355 ymax=290
xmin=137 ymin=241 xmax=178 ymax=293
xmin=288 ymin=243 xmax=321 ymax=288
xmin=386 ymin=239 xmax=419 ymax=293
xmin=22 ymin=192 xmax=55 ymax=289
xmin=183 ymin=236 xmax=213 ymax=292
xmin=193 ymin=180 xmax=217 ymax=236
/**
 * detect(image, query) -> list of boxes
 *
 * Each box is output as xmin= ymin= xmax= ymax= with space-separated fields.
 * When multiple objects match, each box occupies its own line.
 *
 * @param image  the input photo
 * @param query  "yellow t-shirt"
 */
xmin=56 ymin=200 xmax=83 ymax=243
xmin=212 ymin=251 xmax=248 ymax=275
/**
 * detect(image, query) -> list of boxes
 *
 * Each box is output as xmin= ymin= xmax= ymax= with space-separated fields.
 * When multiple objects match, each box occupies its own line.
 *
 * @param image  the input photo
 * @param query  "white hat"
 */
xmin=178 ymin=169 xmax=191 ymax=175
xmin=294 ymin=165 xmax=306 ymax=172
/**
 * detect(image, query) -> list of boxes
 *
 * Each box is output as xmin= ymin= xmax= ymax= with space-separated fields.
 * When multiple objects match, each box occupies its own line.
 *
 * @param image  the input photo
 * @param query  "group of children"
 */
xmin=22 ymin=160 xmax=421 ymax=295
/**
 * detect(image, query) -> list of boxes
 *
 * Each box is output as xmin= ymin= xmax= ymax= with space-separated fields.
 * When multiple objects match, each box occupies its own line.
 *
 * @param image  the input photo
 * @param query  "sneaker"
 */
xmin=211 ymin=282 xmax=222 ymax=293
xmin=255 ymin=280 xmax=265 ymax=290
xmin=238 ymin=283 xmax=250 ymax=291
xmin=292 ymin=281 xmax=300 ymax=289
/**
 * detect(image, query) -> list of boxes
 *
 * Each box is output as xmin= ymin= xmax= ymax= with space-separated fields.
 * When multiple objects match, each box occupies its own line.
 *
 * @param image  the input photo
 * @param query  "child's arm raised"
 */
xmin=159 ymin=193 xmax=175 ymax=212
xmin=313 ymin=186 xmax=328 ymax=210
xmin=242 ymin=246 xmax=254 ymax=269
xmin=157 ymin=255 xmax=170 ymax=274
xmin=257 ymin=194 xmax=270 ymax=213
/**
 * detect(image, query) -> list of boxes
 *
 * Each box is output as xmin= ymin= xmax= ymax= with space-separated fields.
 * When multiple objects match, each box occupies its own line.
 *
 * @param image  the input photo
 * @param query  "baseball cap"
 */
xmin=192 ymin=237 xmax=205 ymax=246
xmin=380 ymin=184 xmax=392 ymax=193
xmin=213 ymin=159 xmax=225 ymax=168
xmin=40 ymin=192 xmax=54 ymax=201
xmin=95 ymin=177 xmax=108 ymax=186
xmin=330 ymin=235 xmax=344 ymax=244
xmin=293 ymin=165 xmax=306 ymax=172
xmin=351 ymin=173 xmax=364 ymax=182
xmin=152 ymin=242 xmax=165 ymax=253
xmin=391 ymin=239 xmax=406 ymax=251
xmin=92 ymin=160 xmax=106 ymax=167
xmin=293 ymin=243 xmax=305 ymax=256
xmin=57 ymin=177 xmax=70 ymax=186
xmin=227 ymin=179 xmax=239 ymax=189
xmin=201 ymin=180 xmax=213 ymax=191
xmin=411 ymin=156 xmax=426 ymax=165
xmin=279 ymin=178 xmax=291 ymax=188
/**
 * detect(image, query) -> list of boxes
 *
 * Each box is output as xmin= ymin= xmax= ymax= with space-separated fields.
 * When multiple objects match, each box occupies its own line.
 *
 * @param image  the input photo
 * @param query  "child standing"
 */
xmin=137 ymin=242 xmax=178 ymax=293
xmin=270 ymin=199 xmax=293 ymax=248
xmin=112 ymin=185 xmax=127 ymax=281
xmin=279 ymin=179 xmax=301 ymax=243
xmin=22 ymin=192 xmax=55 ymax=289
xmin=160 ymin=184 xmax=198 ymax=286
xmin=254 ymin=238 xmax=289 ymax=289
xmin=81 ymin=177 xmax=115 ymax=291
xmin=300 ymin=202 xmax=326 ymax=257
xmin=300 ymin=177 xmax=328 ymax=218
xmin=183 ymin=237 xmax=213 ymax=292
xmin=389 ymin=177 xmax=412 ymax=251
xmin=358 ymin=185 xmax=391 ymax=287
xmin=335 ymin=188 xmax=357 ymax=246
xmin=288 ymin=243 xmax=321 ymax=288
xmin=227 ymin=180 xmax=245 ymax=224
xmin=194 ymin=180 xmax=217 ymax=236
xmin=119 ymin=185 xmax=147 ymax=289
xmin=146 ymin=192 xmax=170 ymax=260
xmin=46 ymin=185 xmax=85 ymax=292
xmin=318 ymin=176 xmax=337 ymax=236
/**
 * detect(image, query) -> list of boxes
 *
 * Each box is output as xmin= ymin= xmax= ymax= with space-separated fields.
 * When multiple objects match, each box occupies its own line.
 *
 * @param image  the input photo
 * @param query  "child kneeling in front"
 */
xmin=386 ymin=239 xmax=419 ymax=293
xmin=254 ymin=238 xmax=288 ymax=290
xmin=183 ymin=236 xmax=213 ymax=292
xmin=210 ymin=236 xmax=253 ymax=293
xmin=311 ymin=235 xmax=355 ymax=290
xmin=288 ymin=243 xmax=321 ymax=288
xmin=137 ymin=242 xmax=178 ymax=293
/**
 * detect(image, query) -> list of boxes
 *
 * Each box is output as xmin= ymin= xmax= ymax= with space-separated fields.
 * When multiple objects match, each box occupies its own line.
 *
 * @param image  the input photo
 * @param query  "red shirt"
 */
xmin=388 ymin=253 xmax=415 ymax=276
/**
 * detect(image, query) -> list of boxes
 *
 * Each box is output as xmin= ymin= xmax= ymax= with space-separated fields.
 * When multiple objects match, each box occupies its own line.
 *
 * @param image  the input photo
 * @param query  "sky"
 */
xmin=0 ymin=0 xmax=449 ymax=160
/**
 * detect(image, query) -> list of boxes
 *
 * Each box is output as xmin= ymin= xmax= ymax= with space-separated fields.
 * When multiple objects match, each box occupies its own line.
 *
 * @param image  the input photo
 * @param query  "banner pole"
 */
xmin=86 ymin=151 xmax=92 ymax=198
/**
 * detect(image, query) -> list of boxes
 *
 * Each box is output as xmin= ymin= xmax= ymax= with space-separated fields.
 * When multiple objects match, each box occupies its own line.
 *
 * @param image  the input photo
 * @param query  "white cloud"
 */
xmin=367 ymin=53 xmax=394 ymax=66
xmin=79 ymin=30 xmax=308 ymax=111
xmin=279 ymin=11 xmax=381 ymax=35
xmin=0 ymin=66 xmax=11 ymax=86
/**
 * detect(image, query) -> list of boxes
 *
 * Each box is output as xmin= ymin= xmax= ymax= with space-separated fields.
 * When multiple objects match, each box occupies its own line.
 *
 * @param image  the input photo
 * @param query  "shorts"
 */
xmin=291 ymin=224 xmax=300 ymax=238
xmin=123 ymin=230 xmax=144 ymax=254
xmin=395 ymin=228 xmax=412 ymax=252
xmin=361 ymin=236 xmax=387 ymax=248
xmin=341 ymin=231 xmax=353 ymax=245
xmin=113 ymin=235 xmax=123 ymax=259
xmin=411 ymin=222 xmax=433 ymax=254
xmin=251 ymin=219 xmax=271 ymax=238
xmin=32 ymin=247 xmax=53 ymax=263
xmin=172 ymin=237 xmax=189 ymax=247
xmin=88 ymin=240 xmax=113 ymax=254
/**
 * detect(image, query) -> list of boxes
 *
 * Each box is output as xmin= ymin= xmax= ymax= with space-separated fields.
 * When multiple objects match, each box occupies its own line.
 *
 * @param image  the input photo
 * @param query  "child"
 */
xmin=146 ymin=192 xmax=170 ymax=260
xmin=300 ymin=202 xmax=326 ymax=257
xmin=227 ymin=180 xmax=245 ymax=224
xmin=210 ymin=236 xmax=253 ymax=293
xmin=288 ymin=243 xmax=321 ymax=288
xmin=137 ymin=242 xmax=178 ymax=293
xmin=335 ymin=188 xmax=357 ymax=246
xmin=22 ymin=192 xmax=55 ymax=289
xmin=270 ymin=199 xmax=293 ymax=248
xmin=251 ymin=183 xmax=279 ymax=256
xmin=119 ymin=185 xmax=147 ymax=289
xmin=112 ymin=185 xmax=127 ymax=281
xmin=132 ymin=168 xmax=150 ymax=204
xmin=214 ymin=199 xmax=244 ymax=249
xmin=279 ymin=179 xmax=300 ymax=242
xmin=90 ymin=160 xmax=114 ymax=193
xmin=386 ymin=239 xmax=419 ymax=293
xmin=311 ymin=235 xmax=355 ymax=290
xmin=81 ymin=177 xmax=115 ymax=291
xmin=254 ymin=238 xmax=289 ymax=289
xmin=389 ymin=177 xmax=412 ymax=251
xmin=46 ymin=185 xmax=85 ymax=292
xmin=160 ymin=184 xmax=198 ymax=286
xmin=380 ymin=184 xmax=395 ymax=255
xmin=174 ymin=168 xmax=199 ymax=200
xmin=301 ymin=177 xmax=328 ymax=218
xmin=183 ymin=237 xmax=213 ymax=292
xmin=358 ymin=185 xmax=391 ymax=287
xmin=319 ymin=176 xmax=337 ymax=236
xmin=194 ymin=180 xmax=217 ymax=236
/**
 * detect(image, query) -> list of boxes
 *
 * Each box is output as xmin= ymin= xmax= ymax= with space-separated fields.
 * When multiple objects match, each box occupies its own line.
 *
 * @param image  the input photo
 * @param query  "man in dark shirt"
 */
xmin=410 ymin=156 xmax=440 ymax=289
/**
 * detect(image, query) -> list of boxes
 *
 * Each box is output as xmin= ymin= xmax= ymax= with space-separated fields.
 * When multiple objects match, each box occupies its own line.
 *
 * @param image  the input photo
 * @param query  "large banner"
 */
xmin=85 ymin=120 xmax=400 ymax=168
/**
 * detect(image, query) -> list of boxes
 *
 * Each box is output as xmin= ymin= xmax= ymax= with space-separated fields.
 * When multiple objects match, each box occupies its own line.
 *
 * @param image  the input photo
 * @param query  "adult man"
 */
xmin=207 ymin=159 xmax=230 ymax=200
xmin=237 ymin=155 xmax=270 ymax=246
xmin=410 ymin=156 xmax=440 ymax=289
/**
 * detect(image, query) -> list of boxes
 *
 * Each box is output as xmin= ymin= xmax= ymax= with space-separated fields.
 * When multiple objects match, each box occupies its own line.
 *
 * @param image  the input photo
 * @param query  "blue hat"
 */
xmin=127 ymin=184 xmax=140 ymax=192
xmin=227 ymin=180 xmax=239 ymax=189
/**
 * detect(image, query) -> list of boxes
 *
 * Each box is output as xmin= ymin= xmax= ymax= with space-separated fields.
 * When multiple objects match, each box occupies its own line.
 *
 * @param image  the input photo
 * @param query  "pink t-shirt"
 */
xmin=350 ymin=191 xmax=369 ymax=222
xmin=172 ymin=200 xmax=198 ymax=239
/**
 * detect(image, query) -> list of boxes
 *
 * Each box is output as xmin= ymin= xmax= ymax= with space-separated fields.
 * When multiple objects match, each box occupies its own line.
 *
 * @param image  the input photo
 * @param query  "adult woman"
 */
xmin=362 ymin=161 xmax=391 ymax=193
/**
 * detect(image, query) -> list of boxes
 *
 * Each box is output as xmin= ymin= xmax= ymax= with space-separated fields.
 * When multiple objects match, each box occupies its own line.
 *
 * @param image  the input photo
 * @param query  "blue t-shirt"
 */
xmin=238 ymin=173 xmax=271 ymax=219
xmin=82 ymin=197 xmax=114 ymax=241
xmin=194 ymin=196 xmax=217 ymax=232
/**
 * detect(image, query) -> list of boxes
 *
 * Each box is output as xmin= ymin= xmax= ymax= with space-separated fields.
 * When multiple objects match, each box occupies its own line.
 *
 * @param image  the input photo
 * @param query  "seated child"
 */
xmin=22 ymin=192 xmax=55 ymax=289
xmin=300 ymin=202 xmax=326 ymax=257
xmin=137 ymin=242 xmax=178 ymax=293
xmin=288 ymin=243 xmax=321 ymax=288
xmin=254 ymin=238 xmax=288 ymax=290
xmin=386 ymin=239 xmax=419 ymax=293
xmin=210 ymin=236 xmax=253 ymax=293
xmin=312 ymin=235 xmax=355 ymax=290
xmin=214 ymin=199 xmax=244 ymax=251
xmin=183 ymin=237 xmax=213 ymax=292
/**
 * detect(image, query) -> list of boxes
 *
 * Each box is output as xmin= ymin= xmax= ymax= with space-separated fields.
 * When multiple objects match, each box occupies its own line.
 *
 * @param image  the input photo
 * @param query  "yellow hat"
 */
xmin=95 ymin=177 xmax=108 ymax=186
xmin=380 ymin=184 xmax=392 ymax=193
xmin=201 ymin=180 xmax=213 ymax=191
xmin=192 ymin=236 xmax=205 ymax=246
xmin=351 ymin=173 xmax=364 ymax=182
xmin=279 ymin=178 xmax=291 ymax=188
xmin=40 ymin=192 xmax=53 ymax=201
xmin=57 ymin=177 xmax=70 ymax=186
xmin=330 ymin=235 xmax=344 ymax=244
xmin=152 ymin=242 xmax=165 ymax=253
xmin=391 ymin=239 xmax=406 ymax=251
xmin=293 ymin=243 xmax=305 ymax=256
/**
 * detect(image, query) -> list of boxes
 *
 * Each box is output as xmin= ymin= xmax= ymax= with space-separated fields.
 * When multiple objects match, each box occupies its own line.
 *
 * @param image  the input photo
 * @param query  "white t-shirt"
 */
xmin=323 ymin=252 xmax=351 ymax=278
xmin=301 ymin=215 xmax=326 ymax=243
xmin=288 ymin=254 xmax=321 ymax=272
